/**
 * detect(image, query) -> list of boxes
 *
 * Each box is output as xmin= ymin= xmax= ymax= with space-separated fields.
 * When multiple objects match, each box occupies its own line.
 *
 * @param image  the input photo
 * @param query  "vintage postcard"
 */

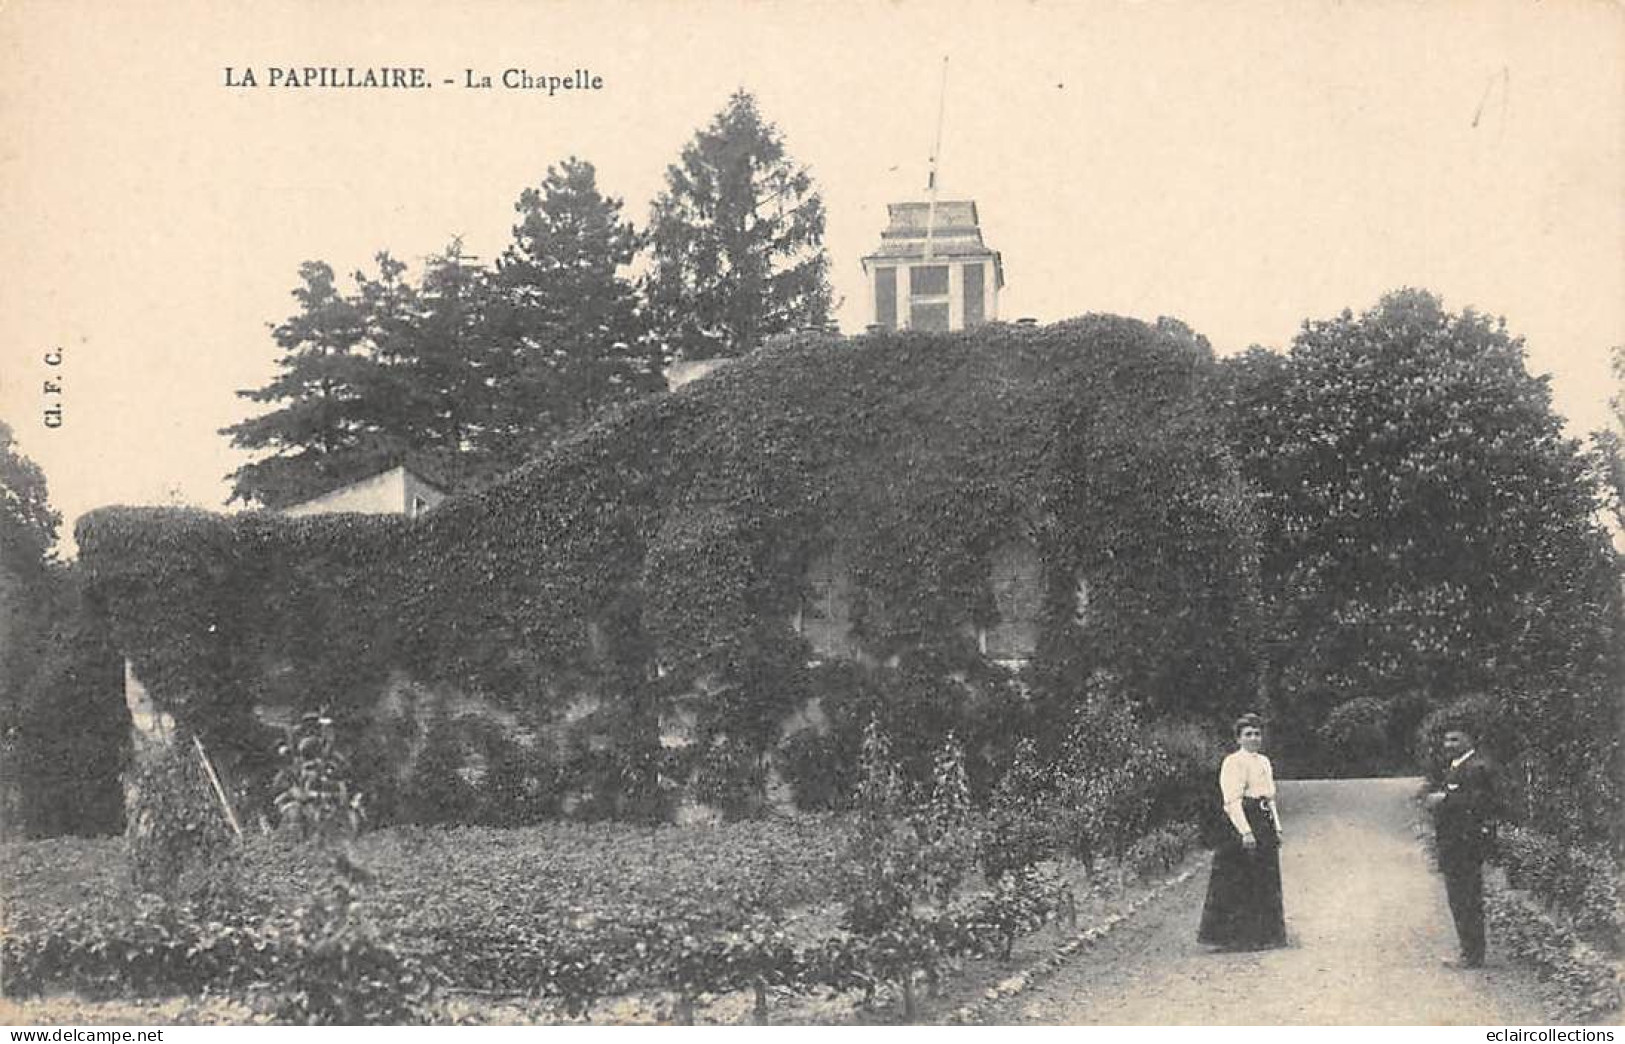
xmin=2 ymin=0 xmax=1621 ymax=1030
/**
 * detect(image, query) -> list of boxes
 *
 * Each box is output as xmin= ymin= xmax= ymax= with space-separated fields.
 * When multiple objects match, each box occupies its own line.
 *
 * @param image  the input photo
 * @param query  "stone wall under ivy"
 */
xmin=79 ymin=317 xmax=1264 ymax=822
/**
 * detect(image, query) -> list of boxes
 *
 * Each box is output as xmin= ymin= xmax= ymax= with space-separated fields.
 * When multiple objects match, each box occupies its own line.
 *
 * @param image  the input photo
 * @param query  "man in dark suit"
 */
xmin=1425 ymin=724 xmax=1498 ymax=969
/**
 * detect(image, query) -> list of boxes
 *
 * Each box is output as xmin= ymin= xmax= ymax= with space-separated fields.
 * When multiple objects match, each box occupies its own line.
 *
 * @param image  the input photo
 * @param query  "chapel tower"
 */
xmin=860 ymin=200 xmax=1004 ymax=332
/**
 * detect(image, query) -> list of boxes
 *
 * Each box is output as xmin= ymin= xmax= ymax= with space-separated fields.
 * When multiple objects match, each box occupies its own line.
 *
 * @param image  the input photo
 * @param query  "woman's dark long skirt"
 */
xmin=1197 ymin=797 xmax=1286 ymax=950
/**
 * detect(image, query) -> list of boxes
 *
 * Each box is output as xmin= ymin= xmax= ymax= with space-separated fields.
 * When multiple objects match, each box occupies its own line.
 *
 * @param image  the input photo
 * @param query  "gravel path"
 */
xmin=985 ymin=777 xmax=1554 ymax=1025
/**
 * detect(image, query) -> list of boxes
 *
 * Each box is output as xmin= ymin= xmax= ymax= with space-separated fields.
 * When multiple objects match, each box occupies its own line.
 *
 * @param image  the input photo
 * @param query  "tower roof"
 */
xmin=861 ymin=200 xmax=1003 ymax=287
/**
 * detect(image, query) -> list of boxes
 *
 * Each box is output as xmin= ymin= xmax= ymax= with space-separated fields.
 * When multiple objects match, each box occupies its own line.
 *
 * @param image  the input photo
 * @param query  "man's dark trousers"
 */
xmin=1441 ymin=853 xmax=1485 ymax=965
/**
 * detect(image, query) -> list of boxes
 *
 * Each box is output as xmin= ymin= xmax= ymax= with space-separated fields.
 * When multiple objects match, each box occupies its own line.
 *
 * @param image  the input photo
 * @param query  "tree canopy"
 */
xmin=1221 ymin=289 xmax=1621 ymax=828
xmin=645 ymin=90 xmax=835 ymax=362
xmin=222 ymin=260 xmax=401 ymax=508
xmin=225 ymin=159 xmax=679 ymax=506
xmin=223 ymin=95 xmax=840 ymax=506
xmin=0 ymin=426 xmax=125 ymax=838
xmin=1 ymin=419 xmax=62 ymax=568
xmin=481 ymin=158 xmax=661 ymax=476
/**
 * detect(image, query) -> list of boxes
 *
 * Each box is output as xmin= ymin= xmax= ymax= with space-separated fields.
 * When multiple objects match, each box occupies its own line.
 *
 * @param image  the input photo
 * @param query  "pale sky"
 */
xmin=3 ymin=0 xmax=1621 ymax=553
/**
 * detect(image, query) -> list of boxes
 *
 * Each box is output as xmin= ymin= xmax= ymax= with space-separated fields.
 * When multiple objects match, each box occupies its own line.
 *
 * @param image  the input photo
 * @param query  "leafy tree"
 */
xmin=0 ymin=430 xmax=125 ymax=838
xmin=1 ymin=421 xmax=58 ymax=837
xmin=223 ymin=261 xmax=396 ymax=508
xmin=1592 ymin=344 xmax=1625 ymax=532
xmin=482 ymin=158 xmax=660 ymax=474
xmin=1 ymin=419 xmax=60 ymax=570
xmin=1221 ymin=289 xmax=1622 ymax=816
xmin=645 ymin=90 xmax=834 ymax=361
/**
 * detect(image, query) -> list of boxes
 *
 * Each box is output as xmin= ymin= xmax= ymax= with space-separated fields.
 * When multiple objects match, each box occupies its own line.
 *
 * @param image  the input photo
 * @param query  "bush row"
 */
xmin=0 ymin=880 xmax=436 ymax=1025
xmin=1485 ymin=888 xmax=1622 ymax=1022
xmin=5 ymin=719 xmax=1214 ymax=1024
xmin=1495 ymin=825 xmax=1623 ymax=953
xmin=0 ymin=857 xmax=1079 ymax=1023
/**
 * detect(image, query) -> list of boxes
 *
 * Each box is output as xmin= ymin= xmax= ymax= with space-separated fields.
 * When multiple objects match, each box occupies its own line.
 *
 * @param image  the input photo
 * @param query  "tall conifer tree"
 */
xmin=484 ymin=158 xmax=658 ymax=473
xmin=645 ymin=90 xmax=834 ymax=361
xmin=223 ymin=261 xmax=392 ymax=508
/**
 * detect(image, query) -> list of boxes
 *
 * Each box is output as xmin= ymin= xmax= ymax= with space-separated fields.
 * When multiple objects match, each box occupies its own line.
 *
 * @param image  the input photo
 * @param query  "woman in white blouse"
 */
xmin=1197 ymin=712 xmax=1287 ymax=950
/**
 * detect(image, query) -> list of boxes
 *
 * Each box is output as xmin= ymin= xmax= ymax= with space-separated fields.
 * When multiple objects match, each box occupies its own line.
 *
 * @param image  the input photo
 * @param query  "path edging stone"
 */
xmin=946 ymin=859 xmax=1207 ymax=1025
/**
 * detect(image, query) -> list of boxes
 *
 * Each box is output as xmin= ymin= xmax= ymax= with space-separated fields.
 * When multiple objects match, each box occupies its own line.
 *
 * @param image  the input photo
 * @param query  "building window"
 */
xmin=909 ymin=264 xmax=951 ymax=332
xmin=963 ymin=263 xmax=985 ymax=326
xmin=874 ymin=266 xmax=897 ymax=330
xmin=796 ymin=550 xmax=855 ymax=659
xmin=983 ymin=539 xmax=1044 ymax=661
xmin=911 ymin=302 xmax=950 ymax=332
xmin=910 ymin=265 xmax=949 ymax=295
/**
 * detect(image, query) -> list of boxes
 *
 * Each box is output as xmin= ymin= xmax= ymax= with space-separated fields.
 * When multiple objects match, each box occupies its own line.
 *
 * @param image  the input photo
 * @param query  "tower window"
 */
xmin=963 ymin=263 xmax=985 ymax=326
xmin=911 ymin=302 xmax=950 ymax=331
xmin=908 ymin=265 xmax=951 ymax=332
xmin=910 ymin=265 xmax=949 ymax=295
xmin=874 ymin=267 xmax=897 ymax=330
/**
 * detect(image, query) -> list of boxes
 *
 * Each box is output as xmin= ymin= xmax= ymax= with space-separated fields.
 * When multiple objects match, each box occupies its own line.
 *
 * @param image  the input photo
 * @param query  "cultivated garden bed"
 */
xmin=1 ymin=815 xmax=1201 ymax=1025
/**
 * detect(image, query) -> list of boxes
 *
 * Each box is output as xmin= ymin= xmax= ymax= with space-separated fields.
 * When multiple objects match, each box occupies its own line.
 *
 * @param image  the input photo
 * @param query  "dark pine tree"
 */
xmin=391 ymin=238 xmax=500 ymax=488
xmin=483 ymin=157 xmax=660 ymax=474
xmin=223 ymin=261 xmax=397 ymax=508
xmin=645 ymin=90 xmax=835 ymax=362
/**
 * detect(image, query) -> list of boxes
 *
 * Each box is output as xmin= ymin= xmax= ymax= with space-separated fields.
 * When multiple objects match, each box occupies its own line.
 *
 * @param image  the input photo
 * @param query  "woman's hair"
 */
xmin=1233 ymin=712 xmax=1264 ymax=738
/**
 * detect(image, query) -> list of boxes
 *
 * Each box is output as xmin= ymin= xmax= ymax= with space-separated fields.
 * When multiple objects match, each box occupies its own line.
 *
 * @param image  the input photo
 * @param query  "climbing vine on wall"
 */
xmin=79 ymin=317 xmax=1263 ymax=815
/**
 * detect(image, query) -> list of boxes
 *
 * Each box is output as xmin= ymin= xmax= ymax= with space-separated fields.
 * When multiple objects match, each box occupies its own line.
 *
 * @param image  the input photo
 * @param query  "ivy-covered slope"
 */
xmin=79 ymin=317 xmax=1262 ymax=805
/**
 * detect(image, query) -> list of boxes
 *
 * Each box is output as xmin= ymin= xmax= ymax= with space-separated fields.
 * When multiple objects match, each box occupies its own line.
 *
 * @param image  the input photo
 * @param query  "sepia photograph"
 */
xmin=1 ymin=0 xmax=1621 ymax=1030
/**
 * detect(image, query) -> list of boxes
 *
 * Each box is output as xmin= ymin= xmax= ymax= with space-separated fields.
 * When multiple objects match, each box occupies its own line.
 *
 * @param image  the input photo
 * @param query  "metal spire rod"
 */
xmin=924 ymin=56 xmax=949 ymax=261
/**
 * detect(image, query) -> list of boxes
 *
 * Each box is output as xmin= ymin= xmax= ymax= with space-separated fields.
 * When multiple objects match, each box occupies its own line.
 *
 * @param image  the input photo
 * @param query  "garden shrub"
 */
xmin=1486 ymin=888 xmax=1622 ymax=1021
xmin=1123 ymin=822 xmax=1201 ymax=882
xmin=842 ymin=720 xmax=921 ymax=935
xmin=1318 ymin=696 xmax=1391 ymax=777
xmin=916 ymin=735 xmax=977 ymax=904
xmin=1142 ymin=718 xmax=1226 ymax=845
xmin=776 ymin=727 xmax=850 ymax=811
xmin=264 ymin=851 xmax=439 ymax=1025
xmin=979 ymin=739 xmax=1056 ymax=882
xmin=1496 ymin=825 xmax=1624 ymax=952
xmin=1050 ymin=692 xmax=1172 ymax=869
xmin=271 ymin=712 xmax=365 ymax=842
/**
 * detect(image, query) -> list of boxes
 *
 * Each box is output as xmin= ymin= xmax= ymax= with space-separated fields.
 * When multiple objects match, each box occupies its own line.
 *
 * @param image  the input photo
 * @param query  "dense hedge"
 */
xmin=1486 ymin=889 xmax=1622 ymax=1022
xmin=1496 ymin=825 xmax=1623 ymax=952
xmin=0 ymin=564 xmax=128 ymax=838
xmin=78 ymin=318 xmax=1262 ymax=816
